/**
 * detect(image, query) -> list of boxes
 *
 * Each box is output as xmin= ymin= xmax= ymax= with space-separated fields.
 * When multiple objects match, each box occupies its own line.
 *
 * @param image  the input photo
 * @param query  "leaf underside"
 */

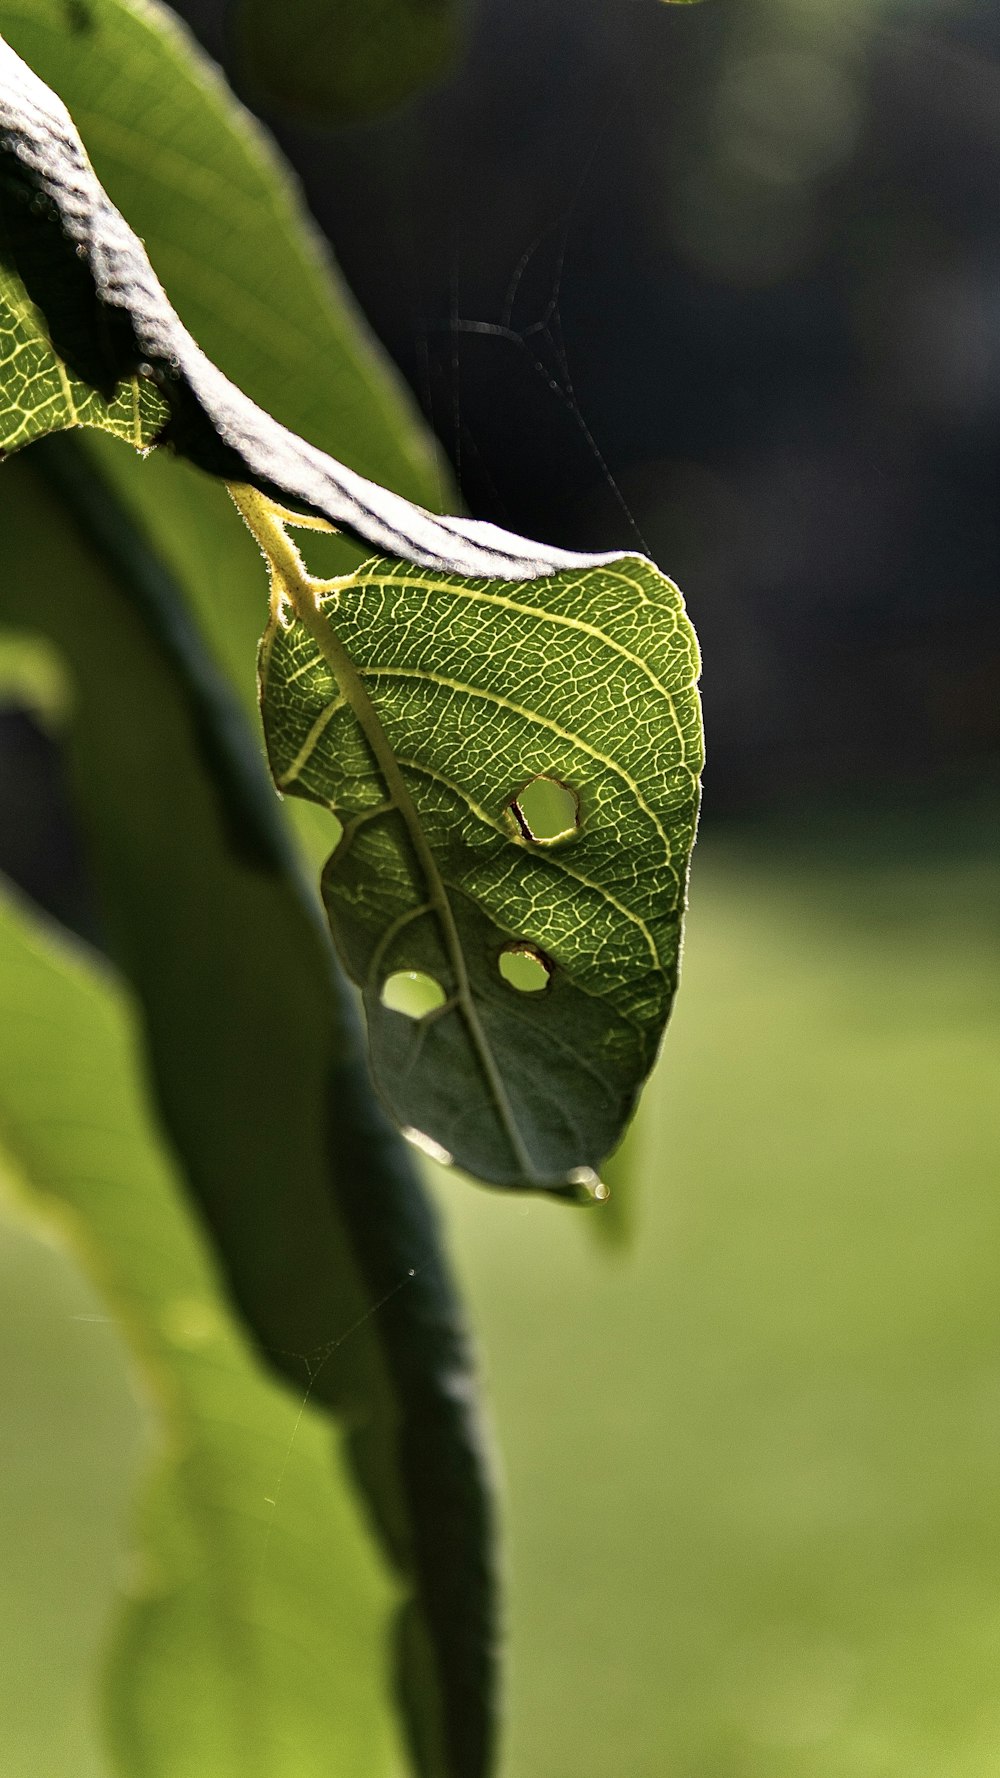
xmin=0 ymin=31 xmax=619 ymax=579
xmin=260 ymin=545 xmax=702 ymax=1192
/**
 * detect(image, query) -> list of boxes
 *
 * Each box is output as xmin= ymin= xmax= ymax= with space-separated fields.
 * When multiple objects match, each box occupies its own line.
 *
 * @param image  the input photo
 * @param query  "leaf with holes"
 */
xmin=0 ymin=24 xmax=703 ymax=1196
xmin=254 ymin=498 xmax=703 ymax=1195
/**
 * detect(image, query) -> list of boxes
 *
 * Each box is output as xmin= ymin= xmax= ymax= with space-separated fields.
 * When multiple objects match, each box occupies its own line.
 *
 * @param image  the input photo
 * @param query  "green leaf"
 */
xmin=234 ymin=0 xmax=461 ymax=123
xmin=0 ymin=11 xmax=705 ymax=1186
xmin=0 ymin=6 xmax=509 ymax=1763
xmin=0 ymin=443 xmax=497 ymax=1778
xmin=252 ymin=498 xmax=702 ymax=1193
xmin=0 ymin=0 xmax=441 ymax=507
xmin=0 ymin=879 xmax=397 ymax=1778
xmin=0 ymin=23 xmax=614 ymax=578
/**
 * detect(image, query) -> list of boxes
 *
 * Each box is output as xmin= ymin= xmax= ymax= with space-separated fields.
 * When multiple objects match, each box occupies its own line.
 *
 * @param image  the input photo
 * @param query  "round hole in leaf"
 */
xmin=509 ymin=776 xmax=580 ymax=844
xmin=498 ymin=943 xmax=552 ymax=993
xmin=381 ymin=970 xmax=447 ymax=1019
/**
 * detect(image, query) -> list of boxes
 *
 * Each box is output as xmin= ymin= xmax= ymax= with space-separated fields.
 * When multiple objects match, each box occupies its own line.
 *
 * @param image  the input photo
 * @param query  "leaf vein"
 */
xmin=360 ymin=665 xmax=676 ymax=859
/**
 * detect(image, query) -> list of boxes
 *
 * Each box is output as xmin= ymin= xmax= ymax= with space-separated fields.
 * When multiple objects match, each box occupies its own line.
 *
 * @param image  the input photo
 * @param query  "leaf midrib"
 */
xmin=275 ymin=706 xmax=670 ymax=971
xmin=236 ymin=487 xmax=541 ymax=1183
xmin=292 ymin=598 xmax=539 ymax=1181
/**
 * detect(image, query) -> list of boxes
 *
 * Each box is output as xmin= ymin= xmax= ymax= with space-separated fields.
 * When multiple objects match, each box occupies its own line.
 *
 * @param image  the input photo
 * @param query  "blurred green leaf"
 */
xmin=234 ymin=0 xmax=461 ymax=123
xmin=0 ymin=629 xmax=69 ymax=727
xmin=0 ymin=1 xmax=511 ymax=1765
xmin=0 ymin=443 xmax=497 ymax=1778
xmin=254 ymin=514 xmax=702 ymax=1193
xmin=0 ymin=880 xmax=396 ymax=1778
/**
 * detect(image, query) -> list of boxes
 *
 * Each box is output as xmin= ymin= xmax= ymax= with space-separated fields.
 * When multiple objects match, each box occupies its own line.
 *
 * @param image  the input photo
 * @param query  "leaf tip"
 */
xmin=566 ymin=1166 xmax=611 ymax=1206
xmin=402 ymin=1126 xmax=455 ymax=1169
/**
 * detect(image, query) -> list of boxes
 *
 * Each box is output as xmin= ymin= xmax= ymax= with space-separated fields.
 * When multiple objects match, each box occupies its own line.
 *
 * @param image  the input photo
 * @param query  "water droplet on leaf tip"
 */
xmin=566 ymin=1165 xmax=610 ymax=1203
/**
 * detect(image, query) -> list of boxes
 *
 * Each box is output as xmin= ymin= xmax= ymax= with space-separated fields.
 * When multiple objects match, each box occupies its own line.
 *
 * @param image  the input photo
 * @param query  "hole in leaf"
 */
xmin=381 ymin=970 xmax=447 ymax=1019
xmin=498 ymin=943 xmax=552 ymax=994
xmin=297 ymin=530 xmax=368 ymax=581
xmin=509 ymin=776 xmax=580 ymax=845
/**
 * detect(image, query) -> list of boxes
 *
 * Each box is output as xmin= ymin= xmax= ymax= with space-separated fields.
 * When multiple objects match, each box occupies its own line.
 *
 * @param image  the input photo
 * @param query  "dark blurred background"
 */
xmin=3 ymin=0 xmax=999 ymax=924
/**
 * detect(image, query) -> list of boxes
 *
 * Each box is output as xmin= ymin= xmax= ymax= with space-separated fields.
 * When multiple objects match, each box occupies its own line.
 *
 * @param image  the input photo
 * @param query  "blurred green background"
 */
xmin=4 ymin=815 xmax=997 ymax=1778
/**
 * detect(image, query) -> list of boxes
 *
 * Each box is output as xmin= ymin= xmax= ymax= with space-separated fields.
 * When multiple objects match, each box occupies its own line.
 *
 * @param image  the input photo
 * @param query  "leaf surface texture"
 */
xmin=260 ymin=539 xmax=702 ymax=1189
